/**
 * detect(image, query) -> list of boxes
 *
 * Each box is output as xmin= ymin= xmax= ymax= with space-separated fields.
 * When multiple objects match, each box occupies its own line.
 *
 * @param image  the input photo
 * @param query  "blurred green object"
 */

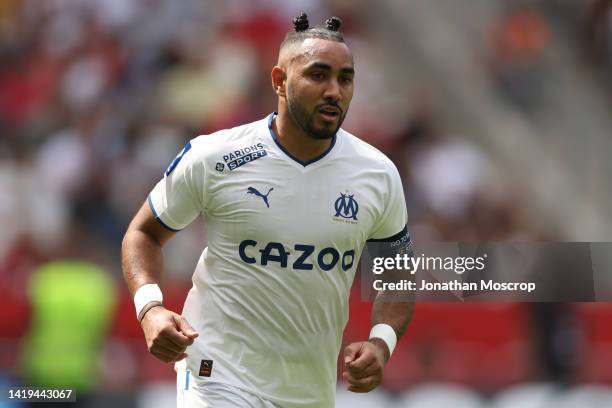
xmin=20 ymin=260 xmax=116 ymax=392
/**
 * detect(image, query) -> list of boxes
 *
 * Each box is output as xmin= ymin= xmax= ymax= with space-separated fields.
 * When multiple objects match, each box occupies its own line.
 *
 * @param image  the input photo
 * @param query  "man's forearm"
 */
xmin=122 ymin=229 xmax=165 ymax=296
xmin=122 ymin=223 xmax=197 ymax=364
xmin=371 ymin=295 xmax=415 ymax=341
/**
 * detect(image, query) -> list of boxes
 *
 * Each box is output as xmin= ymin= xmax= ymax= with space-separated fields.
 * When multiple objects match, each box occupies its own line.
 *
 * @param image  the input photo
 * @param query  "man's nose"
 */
xmin=323 ymin=79 xmax=341 ymax=102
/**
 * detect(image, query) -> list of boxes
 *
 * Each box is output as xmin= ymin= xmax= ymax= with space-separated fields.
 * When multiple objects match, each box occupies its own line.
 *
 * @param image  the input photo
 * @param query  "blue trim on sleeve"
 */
xmin=367 ymin=224 xmax=409 ymax=243
xmin=147 ymin=194 xmax=181 ymax=232
xmin=267 ymin=112 xmax=336 ymax=167
xmin=165 ymin=141 xmax=192 ymax=176
xmin=147 ymin=194 xmax=159 ymax=218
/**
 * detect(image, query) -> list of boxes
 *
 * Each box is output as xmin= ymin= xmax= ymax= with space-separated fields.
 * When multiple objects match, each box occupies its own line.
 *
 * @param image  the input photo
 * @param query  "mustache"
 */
xmin=315 ymin=102 xmax=343 ymax=115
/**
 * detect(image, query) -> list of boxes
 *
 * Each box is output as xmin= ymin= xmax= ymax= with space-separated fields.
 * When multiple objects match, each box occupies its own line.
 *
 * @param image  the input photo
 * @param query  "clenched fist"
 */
xmin=140 ymin=305 xmax=199 ymax=364
xmin=342 ymin=339 xmax=389 ymax=393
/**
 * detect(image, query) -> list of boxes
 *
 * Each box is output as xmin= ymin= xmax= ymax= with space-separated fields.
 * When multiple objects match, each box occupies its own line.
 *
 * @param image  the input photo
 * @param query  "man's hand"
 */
xmin=140 ymin=305 xmax=199 ymax=364
xmin=342 ymin=339 xmax=389 ymax=393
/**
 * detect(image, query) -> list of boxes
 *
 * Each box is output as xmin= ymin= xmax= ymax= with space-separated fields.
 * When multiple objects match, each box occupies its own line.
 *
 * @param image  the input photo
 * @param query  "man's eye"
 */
xmin=310 ymin=72 xmax=325 ymax=80
xmin=340 ymin=76 xmax=353 ymax=84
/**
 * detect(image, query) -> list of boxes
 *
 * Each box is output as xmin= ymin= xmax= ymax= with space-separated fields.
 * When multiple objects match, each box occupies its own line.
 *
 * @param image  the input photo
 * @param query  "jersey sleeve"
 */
xmin=368 ymin=162 xmax=408 ymax=242
xmin=148 ymin=140 xmax=206 ymax=231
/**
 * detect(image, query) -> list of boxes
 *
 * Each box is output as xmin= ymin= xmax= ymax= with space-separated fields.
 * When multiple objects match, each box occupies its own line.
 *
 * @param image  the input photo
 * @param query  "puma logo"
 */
xmin=247 ymin=186 xmax=274 ymax=208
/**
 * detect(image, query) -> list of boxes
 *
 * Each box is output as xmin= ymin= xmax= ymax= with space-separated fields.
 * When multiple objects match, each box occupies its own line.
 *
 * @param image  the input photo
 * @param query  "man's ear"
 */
xmin=271 ymin=66 xmax=287 ymax=97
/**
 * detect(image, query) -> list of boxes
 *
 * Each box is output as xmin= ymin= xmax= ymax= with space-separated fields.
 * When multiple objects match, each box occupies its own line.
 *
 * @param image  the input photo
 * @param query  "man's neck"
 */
xmin=272 ymin=111 xmax=333 ymax=163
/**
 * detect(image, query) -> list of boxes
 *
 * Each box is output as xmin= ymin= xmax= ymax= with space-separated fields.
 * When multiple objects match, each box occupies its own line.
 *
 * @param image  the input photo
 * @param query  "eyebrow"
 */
xmin=305 ymin=62 xmax=355 ymax=75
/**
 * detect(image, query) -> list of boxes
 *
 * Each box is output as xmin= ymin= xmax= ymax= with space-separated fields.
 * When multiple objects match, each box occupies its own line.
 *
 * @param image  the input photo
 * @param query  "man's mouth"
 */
xmin=317 ymin=106 xmax=341 ymax=121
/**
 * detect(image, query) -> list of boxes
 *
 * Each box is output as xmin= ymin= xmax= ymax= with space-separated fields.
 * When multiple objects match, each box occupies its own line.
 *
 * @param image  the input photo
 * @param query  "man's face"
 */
xmin=285 ymin=38 xmax=354 ymax=139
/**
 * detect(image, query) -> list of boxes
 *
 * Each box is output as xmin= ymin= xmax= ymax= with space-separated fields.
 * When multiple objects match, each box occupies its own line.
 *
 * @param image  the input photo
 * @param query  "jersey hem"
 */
xmin=183 ymin=376 xmax=326 ymax=408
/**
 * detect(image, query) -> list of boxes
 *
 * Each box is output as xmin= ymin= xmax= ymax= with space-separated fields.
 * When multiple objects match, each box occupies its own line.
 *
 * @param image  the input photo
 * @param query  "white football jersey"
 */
xmin=148 ymin=113 xmax=408 ymax=407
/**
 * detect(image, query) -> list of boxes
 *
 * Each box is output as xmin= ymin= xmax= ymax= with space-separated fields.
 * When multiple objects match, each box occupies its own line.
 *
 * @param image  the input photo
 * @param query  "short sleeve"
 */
xmin=148 ymin=140 xmax=206 ymax=231
xmin=368 ymin=162 xmax=408 ymax=241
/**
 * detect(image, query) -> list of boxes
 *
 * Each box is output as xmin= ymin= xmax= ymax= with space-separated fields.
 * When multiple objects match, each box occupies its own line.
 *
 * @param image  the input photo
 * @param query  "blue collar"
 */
xmin=267 ymin=112 xmax=337 ymax=167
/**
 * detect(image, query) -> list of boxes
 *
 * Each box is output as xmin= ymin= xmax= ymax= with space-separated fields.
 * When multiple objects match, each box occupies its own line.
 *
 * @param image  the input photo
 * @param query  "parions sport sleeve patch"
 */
xmin=222 ymin=143 xmax=267 ymax=170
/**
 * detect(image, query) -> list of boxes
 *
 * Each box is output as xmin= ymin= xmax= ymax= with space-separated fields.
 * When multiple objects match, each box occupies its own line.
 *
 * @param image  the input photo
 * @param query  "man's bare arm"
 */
xmin=122 ymin=201 xmax=175 ymax=295
xmin=121 ymin=201 xmax=198 ymax=363
xmin=342 ymin=287 xmax=415 ymax=392
xmin=370 ymin=294 xmax=415 ymax=361
xmin=343 ymin=251 xmax=415 ymax=392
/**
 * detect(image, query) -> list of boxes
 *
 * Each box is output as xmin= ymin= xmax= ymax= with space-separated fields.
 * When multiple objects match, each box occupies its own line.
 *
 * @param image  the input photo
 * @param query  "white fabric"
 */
xmin=133 ymin=283 xmax=163 ymax=319
xmin=491 ymin=383 xmax=559 ymax=408
xmin=369 ymin=324 xmax=397 ymax=356
xmin=175 ymin=360 xmax=279 ymax=408
xmin=557 ymin=385 xmax=612 ymax=408
xmin=400 ymin=384 xmax=485 ymax=408
xmin=335 ymin=386 xmax=396 ymax=408
xmin=149 ymin=114 xmax=408 ymax=408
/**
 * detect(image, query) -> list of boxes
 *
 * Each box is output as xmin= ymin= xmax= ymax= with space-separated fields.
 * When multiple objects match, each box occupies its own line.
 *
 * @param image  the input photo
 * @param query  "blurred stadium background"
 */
xmin=1 ymin=0 xmax=612 ymax=406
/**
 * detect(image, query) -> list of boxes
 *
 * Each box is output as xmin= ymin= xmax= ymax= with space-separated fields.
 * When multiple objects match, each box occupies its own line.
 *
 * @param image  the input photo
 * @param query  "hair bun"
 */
xmin=293 ymin=12 xmax=309 ymax=32
xmin=325 ymin=16 xmax=342 ymax=31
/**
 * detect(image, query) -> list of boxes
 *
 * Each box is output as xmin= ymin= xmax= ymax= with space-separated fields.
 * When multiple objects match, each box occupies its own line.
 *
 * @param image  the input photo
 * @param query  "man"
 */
xmin=122 ymin=13 xmax=414 ymax=407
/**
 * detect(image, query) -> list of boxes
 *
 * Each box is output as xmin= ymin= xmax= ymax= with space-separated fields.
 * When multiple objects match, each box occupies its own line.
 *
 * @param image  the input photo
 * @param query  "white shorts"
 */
xmin=175 ymin=360 xmax=280 ymax=408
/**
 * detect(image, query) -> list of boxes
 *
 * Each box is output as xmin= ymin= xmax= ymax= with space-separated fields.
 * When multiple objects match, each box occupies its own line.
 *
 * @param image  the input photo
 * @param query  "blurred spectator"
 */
xmin=411 ymin=138 xmax=493 ymax=221
xmin=20 ymin=260 xmax=116 ymax=403
xmin=488 ymin=4 xmax=552 ymax=111
xmin=584 ymin=0 xmax=612 ymax=80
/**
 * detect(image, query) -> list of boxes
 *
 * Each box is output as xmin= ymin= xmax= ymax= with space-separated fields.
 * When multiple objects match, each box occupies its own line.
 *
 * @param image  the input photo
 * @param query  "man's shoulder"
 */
xmin=337 ymin=128 xmax=396 ymax=170
xmin=188 ymin=117 xmax=268 ymax=160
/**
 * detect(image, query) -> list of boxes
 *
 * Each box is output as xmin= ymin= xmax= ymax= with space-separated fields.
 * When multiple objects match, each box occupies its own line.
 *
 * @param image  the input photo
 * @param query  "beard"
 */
xmin=286 ymin=89 xmax=346 ymax=140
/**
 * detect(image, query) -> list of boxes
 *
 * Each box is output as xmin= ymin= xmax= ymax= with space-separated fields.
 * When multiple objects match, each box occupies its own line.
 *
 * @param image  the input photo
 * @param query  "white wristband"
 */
xmin=134 ymin=283 xmax=163 ymax=319
xmin=369 ymin=324 xmax=397 ymax=356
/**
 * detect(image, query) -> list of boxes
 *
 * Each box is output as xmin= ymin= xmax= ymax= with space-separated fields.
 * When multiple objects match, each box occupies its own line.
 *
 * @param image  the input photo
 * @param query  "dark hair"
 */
xmin=280 ymin=12 xmax=345 ymax=49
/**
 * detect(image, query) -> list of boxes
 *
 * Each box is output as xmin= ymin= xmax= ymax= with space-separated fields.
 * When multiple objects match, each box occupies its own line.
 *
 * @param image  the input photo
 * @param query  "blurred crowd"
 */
xmin=3 ymin=0 xmax=588 ymax=285
xmin=487 ymin=0 xmax=612 ymax=108
xmin=0 ymin=0 xmax=611 ymax=406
